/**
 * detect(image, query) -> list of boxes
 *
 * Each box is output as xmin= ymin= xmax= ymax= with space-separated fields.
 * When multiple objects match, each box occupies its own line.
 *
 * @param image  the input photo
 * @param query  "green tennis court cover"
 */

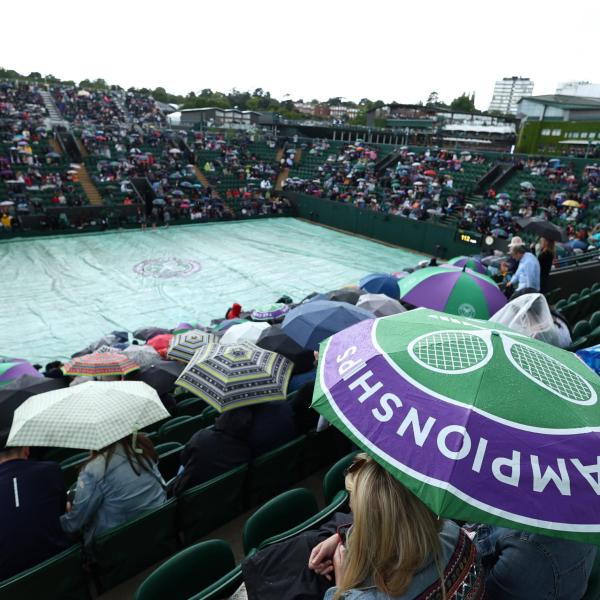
xmin=1 ymin=218 xmax=425 ymax=363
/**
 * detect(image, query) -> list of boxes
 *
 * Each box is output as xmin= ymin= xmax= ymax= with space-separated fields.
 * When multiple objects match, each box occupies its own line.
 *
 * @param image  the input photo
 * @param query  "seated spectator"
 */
xmin=472 ymin=524 xmax=596 ymax=599
xmin=309 ymin=454 xmax=485 ymax=599
xmin=0 ymin=446 xmax=70 ymax=580
xmin=168 ymin=402 xmax=297 ymax=496
xmin=60 ymin=434 xmax=165 ymax=545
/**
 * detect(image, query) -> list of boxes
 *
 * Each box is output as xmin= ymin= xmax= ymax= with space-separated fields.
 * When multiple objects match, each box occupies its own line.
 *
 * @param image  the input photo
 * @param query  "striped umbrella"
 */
xmin=0 ymin=358 xmax=42 ymax=389
xmin=250 ymin=303 xmax=291 ymax=322
xmin=167 ymin=330 xmax=217 ymax=363
xmin=447 ymin=256 xmax=488 ymax=275
xmin=7 ymin=381 xmax=169 ymax=450
xmin=399 ymin=266 xmax=506 ymax=319
xmin=62 ymin=352 xmax=140 ymax=377
xmin=175 ymin=342 xmax=293 ymax=413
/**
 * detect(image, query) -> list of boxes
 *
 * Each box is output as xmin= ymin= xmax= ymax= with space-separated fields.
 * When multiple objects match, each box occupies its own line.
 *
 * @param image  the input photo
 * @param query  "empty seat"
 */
xmin=155 ymin=442 xmax=184 ymax=482
xmin=242 ymin=488 xmax=319 ymax=554
xmin=573 ymin=321 xmax=592 ymax=340
xmin=178 ymin=464 xmax=248 ymax=546
xmin=158 ymin=414 xmax=204 ymax=445
xmin=0 ymin=545 xmax=89 ymax=600
xmin=134 ymin=539 xmax=240 ymax=600
xmin=245 ymin=435 xmax=307 ymax=506
xmin=92 ymin=499 xmax=179 ymax=592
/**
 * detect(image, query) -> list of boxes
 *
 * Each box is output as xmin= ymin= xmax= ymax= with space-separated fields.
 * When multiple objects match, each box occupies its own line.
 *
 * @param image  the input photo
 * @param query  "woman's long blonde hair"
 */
xmin=334 ymin=453 xmax=444 ymax=600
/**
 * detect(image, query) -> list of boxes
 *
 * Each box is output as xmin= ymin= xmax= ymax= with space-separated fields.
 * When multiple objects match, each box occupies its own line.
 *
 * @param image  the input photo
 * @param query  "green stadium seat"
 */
xmin=242 ymin=488 xmax=319 ymax=554
xmin=92 ymin=499 xmax=179 ymax=592
xmin=573 ymin=321 xmax=592 ymax=340
xmin=245 ymin=435 xmax=307 ymax=506
xmin=592 ymin=282 xmax=600 ymax=293
xmin=591 ymin=312 xmax=600 ymax=330
xmin=158 ymin=415 xmax=204 ymax=445
xmin=199 ymin=405 xmax=219 ymax=428
xmin=155 ymin=442 xmax=184 ymax=482
xmin=178 ymin=464 xmax=248 ymax=546
xmin=60 ymin=451 xmax=90 ymax=488
xmin=323 ymin=451 xmax=357 ymax=505
xmin=174 ymin=396 xmax=207 ymax=417
xmin=0 ymin=545 xmax=89 ymax=600
xmin=134 ymin=540 xmax=240 ymax=600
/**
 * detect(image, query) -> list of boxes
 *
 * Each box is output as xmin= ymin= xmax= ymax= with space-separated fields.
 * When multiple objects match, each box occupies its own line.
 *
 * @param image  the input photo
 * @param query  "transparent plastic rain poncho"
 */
xmin=490 ymin=293 xmax=565 ymax=347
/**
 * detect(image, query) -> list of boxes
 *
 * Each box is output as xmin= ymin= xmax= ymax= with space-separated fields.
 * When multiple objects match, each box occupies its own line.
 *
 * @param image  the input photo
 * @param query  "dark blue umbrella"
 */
xmin=281 ymin=300 xmax=374 ymax=350
xmin=359 ymin=273 xmax=401 ymax=300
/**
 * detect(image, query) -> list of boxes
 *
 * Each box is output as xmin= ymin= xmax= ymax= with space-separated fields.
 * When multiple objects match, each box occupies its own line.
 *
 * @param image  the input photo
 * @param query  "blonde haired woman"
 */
xmin=309 ymin=454 xmax=484 ymax=600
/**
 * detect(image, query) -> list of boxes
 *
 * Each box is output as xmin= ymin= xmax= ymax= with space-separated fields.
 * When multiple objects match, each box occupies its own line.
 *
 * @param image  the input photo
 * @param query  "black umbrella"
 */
xmin=0 ymin=376 xmax=68 ymax=447
xmin=327 ymin=288 xmax=364 ymax=305
xmin=128 ymin=360 xmax=185 ymax=395
xmin=516 ymin=218 xmax=568 ymax=243
xmin=255 ymin=325 xmax=315 ymax=374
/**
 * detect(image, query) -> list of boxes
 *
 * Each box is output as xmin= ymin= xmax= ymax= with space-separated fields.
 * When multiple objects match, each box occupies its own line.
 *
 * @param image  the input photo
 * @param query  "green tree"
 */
xmin=450 ymin=93 xmax=476 ymax=112
xmin=426 ymin=91 xmax=439 ymax=105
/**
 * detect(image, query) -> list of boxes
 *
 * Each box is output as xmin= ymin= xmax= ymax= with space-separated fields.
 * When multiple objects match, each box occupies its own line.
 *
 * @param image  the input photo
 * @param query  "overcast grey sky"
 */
xmin=2 ymin=0 xmax=598 ymax=110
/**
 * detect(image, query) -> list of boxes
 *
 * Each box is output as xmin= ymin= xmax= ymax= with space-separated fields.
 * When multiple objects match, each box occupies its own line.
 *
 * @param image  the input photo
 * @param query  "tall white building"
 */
xmin=556 ymin=81 xmax=600 ymax=98
xmin=488 ymin=77 xmax=534 ymax=115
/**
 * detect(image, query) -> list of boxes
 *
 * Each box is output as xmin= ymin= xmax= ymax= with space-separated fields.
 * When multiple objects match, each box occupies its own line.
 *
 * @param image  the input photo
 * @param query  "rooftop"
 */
xmin=519 ymin=95 xmax=600 ymax=110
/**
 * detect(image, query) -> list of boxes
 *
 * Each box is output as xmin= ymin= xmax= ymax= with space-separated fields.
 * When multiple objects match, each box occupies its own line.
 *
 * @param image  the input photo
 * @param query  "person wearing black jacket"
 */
xmin=168 ymin=401 xmax=297 ymax=496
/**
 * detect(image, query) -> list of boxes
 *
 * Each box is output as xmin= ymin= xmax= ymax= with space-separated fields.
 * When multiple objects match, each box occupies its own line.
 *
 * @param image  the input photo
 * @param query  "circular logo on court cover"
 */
xmin=133 ymin=258 xmax=201 ymax=279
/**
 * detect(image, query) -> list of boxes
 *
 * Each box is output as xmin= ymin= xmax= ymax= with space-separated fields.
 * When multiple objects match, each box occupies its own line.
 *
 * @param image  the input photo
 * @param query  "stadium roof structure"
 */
xmin=518 ymin=95 xmax=600 ymax=110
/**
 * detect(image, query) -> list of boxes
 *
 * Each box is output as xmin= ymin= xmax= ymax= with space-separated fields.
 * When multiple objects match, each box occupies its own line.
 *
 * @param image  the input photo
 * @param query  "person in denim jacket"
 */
xmin=60 ymin=434 xmax=166 ymax=545
xmin=473 ymin=525 xmax=597 ymax=599
xmin=309 ymin=454 xmax=485 ymax=600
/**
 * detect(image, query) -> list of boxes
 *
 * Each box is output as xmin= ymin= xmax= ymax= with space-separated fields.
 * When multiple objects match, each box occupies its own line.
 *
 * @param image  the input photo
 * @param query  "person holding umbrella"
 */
xmin=309 ymin=453 xmax=485 ymax=600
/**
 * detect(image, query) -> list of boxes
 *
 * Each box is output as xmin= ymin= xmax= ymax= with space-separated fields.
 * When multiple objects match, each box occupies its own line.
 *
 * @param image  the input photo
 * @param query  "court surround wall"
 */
xmin=286 ymin=192 xmax=475 ymax=258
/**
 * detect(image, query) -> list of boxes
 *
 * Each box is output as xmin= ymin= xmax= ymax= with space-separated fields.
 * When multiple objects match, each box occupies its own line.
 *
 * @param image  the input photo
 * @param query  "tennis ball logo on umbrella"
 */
xmin=407 ymin=329 xmax=597 ymax=406
xmin=457 ymin=303 xmax=476 ymax=318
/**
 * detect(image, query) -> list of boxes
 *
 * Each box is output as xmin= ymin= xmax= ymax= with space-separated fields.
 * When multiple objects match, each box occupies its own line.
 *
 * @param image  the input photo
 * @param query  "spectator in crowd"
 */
xmin=168 ymin=402 xmax=297 ymax=496
xmin=505 ymin=236 xmax=541 ymax=298
xmin=0 ymin=445 xmax=70 ymax=580
xmin=472 ymin=524 xmax=596 ymax=599
xmin=309 ymin=454 xmax=484 ymax=600
xmin=60 ymin=434 xmax=166 ymax=545
xmin=537 ymin=237 xmax=555 ymax=294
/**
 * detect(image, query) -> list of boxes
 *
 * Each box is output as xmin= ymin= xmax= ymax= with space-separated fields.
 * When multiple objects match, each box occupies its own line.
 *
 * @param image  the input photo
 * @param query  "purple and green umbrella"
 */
xmin=312 ymin=308 xmax=600 ymax=542
xmin=447 ymin=256 xmax=487 ymax=275
xmin=251 ymin=303 xmax=291 ymax=322
xmin=0 ymin=358 xmax=42 ymax=389
xmin=399 ymin=266 xmax=506 ymax=319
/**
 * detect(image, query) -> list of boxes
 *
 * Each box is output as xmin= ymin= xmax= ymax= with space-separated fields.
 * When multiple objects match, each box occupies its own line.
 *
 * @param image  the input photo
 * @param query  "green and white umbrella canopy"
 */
xmin=167 ymin=330 xmax=217 ymax=363
xmin=7 ymin=381 xmax=169 ymax=451
xmin=312 ymin=308 xmax=600 ymax=542
xmin=176 ymin=342 xmax=293 ymax=413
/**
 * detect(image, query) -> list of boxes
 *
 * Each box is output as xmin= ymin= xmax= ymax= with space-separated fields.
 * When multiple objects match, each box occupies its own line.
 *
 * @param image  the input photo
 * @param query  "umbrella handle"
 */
xmin=131 ymin=430 xmax=144 ymax=454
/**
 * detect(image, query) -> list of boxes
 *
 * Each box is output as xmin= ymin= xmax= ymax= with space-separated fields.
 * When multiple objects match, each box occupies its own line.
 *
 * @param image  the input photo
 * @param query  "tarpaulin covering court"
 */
xmin=0 ymin=218 xmax=425 ymax=364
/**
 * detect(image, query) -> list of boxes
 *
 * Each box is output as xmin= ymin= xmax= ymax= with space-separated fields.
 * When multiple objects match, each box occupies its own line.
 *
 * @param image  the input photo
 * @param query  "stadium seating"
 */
xmin=133 ymin=539 xmax=239 ymax=600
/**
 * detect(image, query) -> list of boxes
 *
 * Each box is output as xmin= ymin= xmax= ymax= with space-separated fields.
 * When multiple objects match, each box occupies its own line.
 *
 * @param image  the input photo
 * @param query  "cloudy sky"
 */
xmin=2 ymin=0 xmax=598 ymax=110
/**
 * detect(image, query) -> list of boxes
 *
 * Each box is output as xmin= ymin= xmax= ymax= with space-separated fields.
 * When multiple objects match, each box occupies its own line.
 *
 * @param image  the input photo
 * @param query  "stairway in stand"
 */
xmin=39 ymin=90 xmax=68 ymax=128
xmin=275 ymin=168 xmax=289 ymax=191
xmin=49 ymin=138 xmax=62 ymax=155
xmin=75 ymin=164 xmax=103 ymax=206
xmin=192 ymin=165 xmax=234 ymax=214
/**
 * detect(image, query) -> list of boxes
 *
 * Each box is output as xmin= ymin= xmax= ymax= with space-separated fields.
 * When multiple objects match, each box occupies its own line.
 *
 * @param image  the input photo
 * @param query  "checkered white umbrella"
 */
xmin=167 ymin=330 xmax=217 ymax=363
xmin=7 ymin=381 xmax=169 ymax=451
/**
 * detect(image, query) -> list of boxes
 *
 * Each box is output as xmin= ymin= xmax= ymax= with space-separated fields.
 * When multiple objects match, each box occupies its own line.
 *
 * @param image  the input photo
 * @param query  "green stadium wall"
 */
xmin=285 ymin=192 xmax=478 ymax=258
xmin=517 ymin=120 xmax=600 ymax=155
